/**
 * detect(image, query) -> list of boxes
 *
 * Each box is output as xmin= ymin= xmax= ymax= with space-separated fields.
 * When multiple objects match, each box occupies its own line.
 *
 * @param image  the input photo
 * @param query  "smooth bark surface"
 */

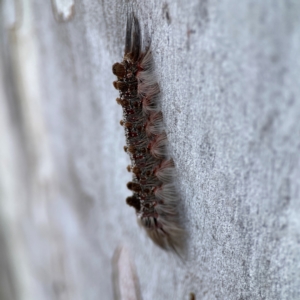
xmin=1 ymin=0 xmax=300 ymax=299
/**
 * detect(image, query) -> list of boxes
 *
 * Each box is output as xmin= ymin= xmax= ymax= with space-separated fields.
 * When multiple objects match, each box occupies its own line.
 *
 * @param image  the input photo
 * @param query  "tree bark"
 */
xmin=1 ymin=0 xmax=300 ymax=299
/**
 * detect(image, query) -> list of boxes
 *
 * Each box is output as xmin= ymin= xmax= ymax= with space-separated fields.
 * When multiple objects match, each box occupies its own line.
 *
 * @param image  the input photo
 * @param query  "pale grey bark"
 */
xmin=1 ymin=0 xmax=300 ymax=299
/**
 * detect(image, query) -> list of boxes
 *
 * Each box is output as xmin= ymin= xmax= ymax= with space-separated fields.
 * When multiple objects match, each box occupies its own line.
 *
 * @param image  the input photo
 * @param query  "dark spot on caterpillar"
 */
xmin=132 ymin=166 xmax=141 ymax=175
xmin=126 ymin=195 xmax=141 ymax=211
xmin=128 ymin=145 xmax=136 ymax=153
xmin=121 ymin=99 xmax=129 ymax=107
xmin=124 ymin=122 xmax=132 ymax=128
xmin=127 ymin=182 xmax=141 ymax=192
xmin=114 ymin=81 xmax=128 ymax=92
xmin=112 ymin=62 xmax=126 ymax=78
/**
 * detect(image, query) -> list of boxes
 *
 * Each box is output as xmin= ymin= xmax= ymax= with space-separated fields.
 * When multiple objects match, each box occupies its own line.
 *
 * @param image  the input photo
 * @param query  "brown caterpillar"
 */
xmin=112 ymin=13 xmax=184 ymax=254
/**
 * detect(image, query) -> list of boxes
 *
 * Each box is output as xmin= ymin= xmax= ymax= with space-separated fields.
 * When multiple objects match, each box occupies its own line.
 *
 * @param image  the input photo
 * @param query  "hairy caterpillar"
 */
xmin=112 ymin=13 xmax=184 ymax=254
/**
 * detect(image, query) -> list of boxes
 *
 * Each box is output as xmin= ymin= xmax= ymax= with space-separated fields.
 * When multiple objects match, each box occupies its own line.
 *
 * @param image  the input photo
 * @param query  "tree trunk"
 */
xmin=1 ymin=0 xmax=300 ymax=299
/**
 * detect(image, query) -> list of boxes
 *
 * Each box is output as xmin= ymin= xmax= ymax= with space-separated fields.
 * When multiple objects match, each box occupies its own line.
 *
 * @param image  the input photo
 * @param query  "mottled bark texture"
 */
xmin=1 ymin=0 xmax=300 ymax=299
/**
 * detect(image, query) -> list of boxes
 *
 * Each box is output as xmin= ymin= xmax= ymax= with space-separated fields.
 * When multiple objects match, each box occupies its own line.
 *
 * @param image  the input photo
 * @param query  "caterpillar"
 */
xmin=112 ymin=13 xmax=184 ymax=254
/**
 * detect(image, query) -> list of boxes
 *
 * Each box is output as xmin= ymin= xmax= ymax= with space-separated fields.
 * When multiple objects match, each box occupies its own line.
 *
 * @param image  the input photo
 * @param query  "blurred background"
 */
xmin=1 ymin=0 xmax=300 ymax=299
